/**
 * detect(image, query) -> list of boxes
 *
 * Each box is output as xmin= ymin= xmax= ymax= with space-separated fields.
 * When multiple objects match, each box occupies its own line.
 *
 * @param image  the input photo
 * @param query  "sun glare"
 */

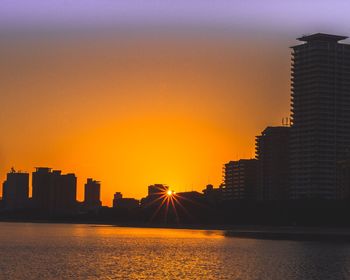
xmin=167 ymin=190 xmax=173 ymax=196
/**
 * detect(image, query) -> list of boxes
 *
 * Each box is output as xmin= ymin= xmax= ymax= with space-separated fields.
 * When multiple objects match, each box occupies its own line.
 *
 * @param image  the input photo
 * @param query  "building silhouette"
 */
xmin=256 ymin=126 xmax=290 ymax=200
xmin=290 ymin=33 xmax=350 ymax=199
xmin=52 ymin=171 xmax=77 ymax=214
xmin=202 ymin=184 xmax=223 ymax=205
xmin=113 ymin=192 xmax=123 ymax=201
xmin=113 ymin=192 xmax=139 ymax=209
xmin=147 ymin=184 xmax=169 ymax=196
xmin=84 ymin=178 xmax=102 ymax=210
xmin=2 ymin=168 xmax=29 ymax=210
xmin=337 ymin=159 xmax=350 ymax=199
xmin=32 ymin=167 xmax=53 ymax=211
xmin=32 ymin=167 xmax=77 ymax=215
xmin=223 ymin=159 xmax=258 ymax=200
xmin=141 ymin=184 xmax=169 ymax=207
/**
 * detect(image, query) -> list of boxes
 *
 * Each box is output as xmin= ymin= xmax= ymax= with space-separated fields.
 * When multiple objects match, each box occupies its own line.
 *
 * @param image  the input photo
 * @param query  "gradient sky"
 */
xmin=1 ymin=1 xmax=350 ymax=205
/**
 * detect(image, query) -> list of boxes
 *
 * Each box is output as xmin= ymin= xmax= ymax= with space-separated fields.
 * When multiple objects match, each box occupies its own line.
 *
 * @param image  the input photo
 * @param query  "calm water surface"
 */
xmin=0 ymin=222 xmax=350 ymax=279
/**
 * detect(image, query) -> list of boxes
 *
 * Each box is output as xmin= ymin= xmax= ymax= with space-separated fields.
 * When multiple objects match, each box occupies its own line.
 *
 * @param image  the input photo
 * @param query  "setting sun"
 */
xmin=167 ymin=190 xmax=173 ymax=196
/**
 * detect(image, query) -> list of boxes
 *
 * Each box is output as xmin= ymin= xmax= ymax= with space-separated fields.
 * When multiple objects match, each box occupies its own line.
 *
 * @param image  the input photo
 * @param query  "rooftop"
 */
xmin=297 ymin=33 xmax=348 ymax=42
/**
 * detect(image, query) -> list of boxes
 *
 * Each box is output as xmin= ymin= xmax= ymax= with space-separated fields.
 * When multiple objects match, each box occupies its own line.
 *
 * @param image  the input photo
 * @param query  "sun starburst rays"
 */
xmin=144 ymin=189 xmax=193 ymax=223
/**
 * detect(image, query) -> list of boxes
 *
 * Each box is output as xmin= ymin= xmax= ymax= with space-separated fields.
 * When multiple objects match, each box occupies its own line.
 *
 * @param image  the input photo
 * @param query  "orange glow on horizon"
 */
xmin=0 ymin=34 xmax=290 ymax=206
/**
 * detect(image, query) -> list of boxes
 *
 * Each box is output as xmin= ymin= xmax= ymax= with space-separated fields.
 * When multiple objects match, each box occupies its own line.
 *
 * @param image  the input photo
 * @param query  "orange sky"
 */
xmin=0 ymin=32 xmax=291 ymax=205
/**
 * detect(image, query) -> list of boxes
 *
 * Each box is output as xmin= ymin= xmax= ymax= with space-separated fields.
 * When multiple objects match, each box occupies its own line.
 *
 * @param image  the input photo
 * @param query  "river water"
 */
xmin=0 ymin=222 xmax=349 ymax=279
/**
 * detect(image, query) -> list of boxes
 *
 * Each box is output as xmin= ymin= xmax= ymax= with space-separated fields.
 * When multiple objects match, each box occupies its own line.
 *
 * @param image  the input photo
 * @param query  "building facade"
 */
xmin=32 ymin=167 xmax=77 ymax=215
xmin=202 ymin=184 xmax=223 ymax=205
xmin=290 ymin=33 xmax=350 ymax=199
xmin=223 ymin=159 xmax=258 ymax=200
xmin=84 ymin=178 xmax=102 ymax=210
xmin=256 ymin=126 xmax=290 ymax=200
xmin=113 ymin=192 xmax=139 ymax=209
xmin=32 ymin=167 xmax=52 ymax=211
xmin=337 ymin=159 xmax=350 ymax=199
xmin=2 ymin=169 xmax=29 ymax=210
xmin=52 ymin=171 xmax=77 ymax=214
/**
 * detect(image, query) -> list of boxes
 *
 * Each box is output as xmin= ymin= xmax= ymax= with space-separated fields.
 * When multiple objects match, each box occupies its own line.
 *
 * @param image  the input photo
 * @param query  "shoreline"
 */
xmin=224 ymin=229 xmax=350 ymax=242
xmin=2 ymin=219 xmax=350 ymax=242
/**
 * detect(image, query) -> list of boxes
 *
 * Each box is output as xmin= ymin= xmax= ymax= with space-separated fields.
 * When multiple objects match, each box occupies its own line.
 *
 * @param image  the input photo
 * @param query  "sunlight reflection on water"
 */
xmin=0 ymin=222 xmax=350 ymax=279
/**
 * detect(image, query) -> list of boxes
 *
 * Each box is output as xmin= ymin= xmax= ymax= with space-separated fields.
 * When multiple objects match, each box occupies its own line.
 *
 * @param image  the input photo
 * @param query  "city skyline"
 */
xmin=0 ymin=33 xmax=291 ymax=206
xmin=3 ymin=3 xmax=350 ymax=280
xmin=2 ymin=32 xmax=350 ymax=205
xmin=2 ymin=31 xmax=350 ymax=244
xmin=2 ymin=1 xmax=350 ymax=205
xmin=4 ymin=32 xmax=350 ymax=206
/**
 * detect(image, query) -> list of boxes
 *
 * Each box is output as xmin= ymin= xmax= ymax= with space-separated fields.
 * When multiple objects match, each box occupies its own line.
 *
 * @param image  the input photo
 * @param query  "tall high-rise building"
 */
xmin=223 ymin=159 xmax=258 ymax=200
xmin=84 ymin=178 xmax=102 ymax=210
xmin=32 ymin=167 xmax=77 ymax=215
xmin=256 ymin=126 xmax=290 ymax=200
xmin=2 ymin=168 xmax=29 ymax=210
xmin=32 ymin=167 xmax=52 ymax=211
xmin=290 ymin=33 xmax=350 ymax=199
xmin=52 ymin=171 xmax=77 ymax=214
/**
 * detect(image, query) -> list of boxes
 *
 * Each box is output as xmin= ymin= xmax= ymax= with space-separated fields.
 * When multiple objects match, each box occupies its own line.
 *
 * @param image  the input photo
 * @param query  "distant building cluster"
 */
xmin=1 ymin=33 xmax=350 ymax=219
xmin=0 ymin=167 xmax=101 ymax=216
xmin=219 ymin=126 xmax=291 ymax=202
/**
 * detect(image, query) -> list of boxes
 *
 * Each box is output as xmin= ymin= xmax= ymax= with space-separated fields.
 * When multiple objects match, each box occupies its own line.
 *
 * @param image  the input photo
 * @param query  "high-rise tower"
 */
xmin=84 ymin=178 xmax=102 ymax=210
xmin=290 ymin=33 xmax=350 ymax=199
xmin=2 ymin=169 xmax=29 ymax=210
xmin=32 ymin=167 xmax=77 ymax=215
xmin=256 ymin=126 xmax=290 ymax=200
